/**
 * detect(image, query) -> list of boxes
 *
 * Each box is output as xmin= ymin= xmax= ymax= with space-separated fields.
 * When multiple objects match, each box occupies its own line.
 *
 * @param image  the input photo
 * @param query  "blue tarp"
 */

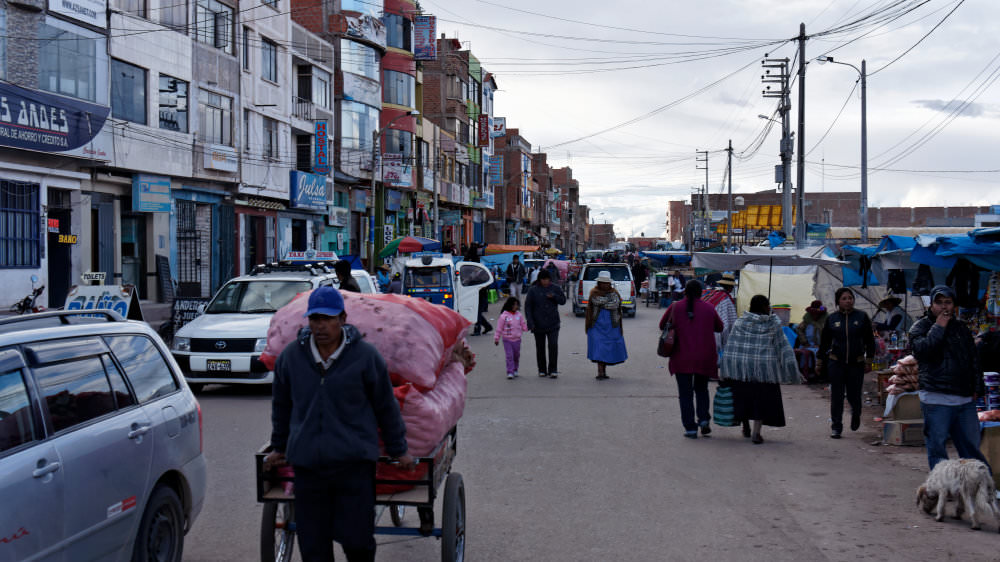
xmin=342 ymin=255 xmax=366 ymax=270
xmin=638 ymin=251 xmax=692 ymax=266
xmin=912 ymin=234 xmax=1000 ymax=271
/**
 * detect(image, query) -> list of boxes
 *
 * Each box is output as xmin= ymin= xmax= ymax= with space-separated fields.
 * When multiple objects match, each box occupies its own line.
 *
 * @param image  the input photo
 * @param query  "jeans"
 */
xmin=920 ymin=401 xmax=991 ymax=471
xmin=828 ymin=362 xmax=864 ymax=431
xmin=510 ymin=282 xmax=522 ymax=300
xmin=294 ymin=462 xmax=377 ymax=562
xmin=675 ymin=373 xmax=711 ymax=431
xmin=502 ymin=339 xmax=521 ymax=375
xmin=534 ymin=329 xmax=559 ymax=374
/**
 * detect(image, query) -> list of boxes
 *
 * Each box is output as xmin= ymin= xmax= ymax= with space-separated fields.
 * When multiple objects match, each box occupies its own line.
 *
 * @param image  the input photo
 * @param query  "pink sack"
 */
xmin=398 ymin=361 xmax=467 ymax=456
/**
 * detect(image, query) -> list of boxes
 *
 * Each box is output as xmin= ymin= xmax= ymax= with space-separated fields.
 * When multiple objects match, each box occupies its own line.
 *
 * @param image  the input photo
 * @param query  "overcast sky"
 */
xmin=420 ymin=0 xmax=1000 ymax=240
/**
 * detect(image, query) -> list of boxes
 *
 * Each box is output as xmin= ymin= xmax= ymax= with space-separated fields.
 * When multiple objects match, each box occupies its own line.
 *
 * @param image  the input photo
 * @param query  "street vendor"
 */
xmin=267 ymin=286 xmax=414 ymax=562
xmin=874 ymin=296 xmax=906 ymax=339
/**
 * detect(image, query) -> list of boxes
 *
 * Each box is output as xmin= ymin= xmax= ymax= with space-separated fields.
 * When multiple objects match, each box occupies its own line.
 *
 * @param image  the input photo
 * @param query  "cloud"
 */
xmin=911 ymin=99 xmax=993 ymax=118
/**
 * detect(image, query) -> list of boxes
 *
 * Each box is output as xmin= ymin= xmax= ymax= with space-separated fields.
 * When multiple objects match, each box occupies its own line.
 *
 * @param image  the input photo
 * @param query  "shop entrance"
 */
xmin=121 ymin=214 xmax=147 ymax=298
xmin=245 ymin=214 xmax=276 ymax=271
xmin=176 ymin=200 xmax=211 ymax=297
xmin=46 ymin=191 xmax=73 ymax=306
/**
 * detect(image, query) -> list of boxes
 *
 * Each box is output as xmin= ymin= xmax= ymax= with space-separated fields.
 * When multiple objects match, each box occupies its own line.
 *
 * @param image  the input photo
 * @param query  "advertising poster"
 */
xmin=414 ymin=15 xmax=437 ymax=60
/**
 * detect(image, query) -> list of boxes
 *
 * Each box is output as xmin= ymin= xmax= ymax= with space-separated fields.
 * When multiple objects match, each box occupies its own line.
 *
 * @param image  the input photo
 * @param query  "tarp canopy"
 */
xmin=485 ymin=244 xmax=540 ymax=255
xmin=912 ymin=234 xmax=1000 ymax=271
xmin=478 ymin=252 xmax=524 ymax=273
xmin=691 ymin=251 xmax=845 ymax=271
xmin=736 ymin=270 xmax=815 ymax=317
xmin=639 ymin=251 xmax=692 ymax=267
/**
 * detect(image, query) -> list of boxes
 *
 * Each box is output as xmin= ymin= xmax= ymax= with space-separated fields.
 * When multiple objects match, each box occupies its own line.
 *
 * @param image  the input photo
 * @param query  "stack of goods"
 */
xmin=260 ymin=291 xmax=474 ymax=494
xmin=886 ymin=355 xmax=919 ymax=395
xmin=978 ymin=372 xmax=1000 ymax=413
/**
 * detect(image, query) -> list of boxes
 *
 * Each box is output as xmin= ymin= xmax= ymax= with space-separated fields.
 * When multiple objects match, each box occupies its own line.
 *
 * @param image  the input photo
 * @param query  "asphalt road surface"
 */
xmin=183 ymin=299 xmax=999 ymax=561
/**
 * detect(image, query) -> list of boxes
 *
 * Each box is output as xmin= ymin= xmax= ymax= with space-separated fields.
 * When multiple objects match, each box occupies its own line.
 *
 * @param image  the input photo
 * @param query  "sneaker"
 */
xmin=538 ymin=372 xmax=547 ymax=378
xmin=684 ymin=430 xmax=698 ymax=439
xmin=850 ymin=411 xmax=861 ymax=431
xmin=548 ymin=372 xmax=559 ymax=379
xmin=699 ymin=421 xmax=712 ymax=436
xmin=507 ymin=373 xmax=515 ymax=380
xmin=513 ymin=371 xmax=519 ymax=378
xmin=830 ymin=430 xmax=842 ymax=439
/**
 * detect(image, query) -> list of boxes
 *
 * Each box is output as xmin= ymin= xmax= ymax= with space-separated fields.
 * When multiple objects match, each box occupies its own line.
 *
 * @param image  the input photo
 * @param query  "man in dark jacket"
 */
xmin=817 ymin=287 xmax=876 ymax=438
xmin=334 ymin=260 xmax=361 ymax=293
xmin=505 ymin=255 xmax=527 ymax=300
xmin=268 ymin=286 xmax=413 ymax=562
xmin=910 ymin=285 xmax=989 ymax=471
xmin=524 ymin=269 xmax=566 ymax=378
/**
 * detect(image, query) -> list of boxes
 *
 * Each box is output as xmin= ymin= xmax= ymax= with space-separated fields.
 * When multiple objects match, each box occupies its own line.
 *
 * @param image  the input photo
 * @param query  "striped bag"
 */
xmin=713 ymin=384 xmax=739 ymax=427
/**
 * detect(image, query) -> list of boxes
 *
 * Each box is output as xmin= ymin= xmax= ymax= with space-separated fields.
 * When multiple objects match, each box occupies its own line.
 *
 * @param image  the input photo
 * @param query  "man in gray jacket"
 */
xmin=268 ymin=286 xmax=413 ymax=562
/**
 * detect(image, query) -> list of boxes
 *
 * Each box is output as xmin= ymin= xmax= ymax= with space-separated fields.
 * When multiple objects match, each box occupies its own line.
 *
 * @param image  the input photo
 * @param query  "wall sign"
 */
xmin=0 ymin=82 xmax=110 ymax=154
xmin=351 ymin=189 xmax=368 ymax=212
xmin=314 ymin=121 xmax=329 ymax=175
xmin=58 ymin=234 xmax=78 ymax=244
xmin=490 ymin=117 xmax=506 ymax=138
xmin=47 ymin=218 xmax=60 ymax=233
xmin=289 ymin=170 xmax=326 ymax=211
xmin=381 ymin=153 xmax=412 ymax=188
xmin=414 ymin=16 xmax=437 ymax=60
xmin=48 ymin=0 xmax=107 ymax=28
xmin=132 ymin=174 xmax=171 ymax=212
xmin=477 ymin=114 xmax=490 ymax=147
xmin=204 ymin=144 xmax=238 ymax=172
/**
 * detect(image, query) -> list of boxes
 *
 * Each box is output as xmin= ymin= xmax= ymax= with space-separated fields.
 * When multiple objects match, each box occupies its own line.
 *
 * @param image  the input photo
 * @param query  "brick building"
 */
xmin=590 ymin=223 xmax=616 ymax=249
xmin=486 ymin=128 xmax=533 ymax=244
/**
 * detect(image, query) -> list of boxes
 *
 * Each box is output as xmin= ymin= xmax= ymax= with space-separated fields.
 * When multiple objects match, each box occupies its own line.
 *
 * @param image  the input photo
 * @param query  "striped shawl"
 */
xmin=720 ymin=312 xmax=800 ymax=384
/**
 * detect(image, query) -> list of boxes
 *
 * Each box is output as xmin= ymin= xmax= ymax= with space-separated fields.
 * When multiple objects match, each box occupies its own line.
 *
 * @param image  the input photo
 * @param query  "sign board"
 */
xmin=65 ymin=285 xmax=143 ymax=320
xmin=477 ymin=114 xmax=490 ymax=147
xmin=385 ymin=189 xmax=402 ymax=212
xmin=490 ymin=117 xmax=506 ymax=138
xmin=345 ymin=12 xmax=386 ymax=48
xmin=383 ymin=224 xmax=394 ymax=245
xmin=413 ymin=15 xmax=437 ymax=60
xmin=0 ymin=82 xmax=111 ymax=156
xmin=489 ymin=155 xmax=503 ymax=185
xmin=170 ymin=297 xmax=209 ymax=338
xmin=313 ymin=121 xmax=329 ymax=175
xmin=381 ymin=153 xmax=412 ymax=188
xmin=204 ymin=144 xmax=238 ymax=172
xmin=351 ymin=189 xmax=368 ymax=212
xmin=82 ymin=271 xmax=106 ymax=284
xmin=132 ymin=174 xmax=171 ymax=213
xmin=49 ymin=0 xmax=107 ymax=28
xmin=289 ymin=170 xmax=327 ymax=211
xmin=58 ymin=234 xmax=78 ymax=244
xmin=284 ymin=250 xmax=338 ymax=261
xmin=47 ymin=218 xmax=59 ymax=233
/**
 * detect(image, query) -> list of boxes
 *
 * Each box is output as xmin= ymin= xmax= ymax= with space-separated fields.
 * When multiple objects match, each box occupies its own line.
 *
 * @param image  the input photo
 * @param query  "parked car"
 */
xmin=171 ymin=263 xmax=374 ymax=391
xmin=571 ymin=263 xmax=637 ymax=318
xmin=0 ymin=310 xmax=206 ymax=562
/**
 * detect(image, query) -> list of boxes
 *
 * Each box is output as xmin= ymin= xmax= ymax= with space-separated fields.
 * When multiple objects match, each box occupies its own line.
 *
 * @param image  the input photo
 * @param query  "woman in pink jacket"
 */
xmin=495 ymin=297 xmax=529 ymax=379
xmin=660 ymin=279 xmax=723 ymax=438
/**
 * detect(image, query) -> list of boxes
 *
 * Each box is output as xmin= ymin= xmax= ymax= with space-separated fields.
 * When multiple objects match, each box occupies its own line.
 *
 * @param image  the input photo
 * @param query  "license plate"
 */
xmin=206 ymin=359 xmax=231 ymax=372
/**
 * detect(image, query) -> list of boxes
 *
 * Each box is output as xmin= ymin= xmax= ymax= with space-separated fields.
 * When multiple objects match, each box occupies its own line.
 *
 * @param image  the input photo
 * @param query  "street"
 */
xmin=183 ymin=300 xmax=999 ymax=561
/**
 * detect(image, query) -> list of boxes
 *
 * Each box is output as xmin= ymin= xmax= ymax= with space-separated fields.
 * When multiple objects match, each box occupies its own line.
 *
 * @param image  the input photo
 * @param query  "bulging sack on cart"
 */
xmin=398 ymin=361 xmax=468 ymax=456
xmin=259 ymin=291 xmax=473 ymax=389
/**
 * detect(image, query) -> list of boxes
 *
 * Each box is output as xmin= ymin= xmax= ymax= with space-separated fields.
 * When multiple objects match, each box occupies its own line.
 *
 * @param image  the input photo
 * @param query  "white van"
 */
xmin=571 ymin=263 xmax=637 ymax=317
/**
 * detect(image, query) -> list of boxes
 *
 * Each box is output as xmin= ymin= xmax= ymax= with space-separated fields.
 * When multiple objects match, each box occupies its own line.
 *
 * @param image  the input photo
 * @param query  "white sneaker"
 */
xmin=512 ymin=370 xmax=519 ymax=378
xmin=549 ymin=372 xmax=559 ymax=379
xmin=507 ymin=373 xmax=515 ymax=379
xmin=538 ymin=372 xmax=547 ymax=377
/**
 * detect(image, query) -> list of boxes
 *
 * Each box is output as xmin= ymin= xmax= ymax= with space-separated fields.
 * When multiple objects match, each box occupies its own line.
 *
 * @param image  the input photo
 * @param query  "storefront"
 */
xmin=171 ymin=187 xmax=234 ymax=297
xmin=234 ymin=197 xmax=281 ymax=275
xmin=278 ymin=171 xmax=327 ymax=258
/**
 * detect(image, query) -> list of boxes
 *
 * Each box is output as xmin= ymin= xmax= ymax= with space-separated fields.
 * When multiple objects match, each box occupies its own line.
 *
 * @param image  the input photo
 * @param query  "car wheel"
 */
xmin=132 ymin=485 xmax=184 ymax=562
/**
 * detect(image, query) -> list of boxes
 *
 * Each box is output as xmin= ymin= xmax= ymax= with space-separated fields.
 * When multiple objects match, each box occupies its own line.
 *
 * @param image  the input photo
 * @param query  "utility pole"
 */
xmin=860 ymin=59 xmax=868 ymax=243
xmin=761 ymin=56 xmax=792 ymax=239
xmin=796 ymin=23 xmax=807 ymax=248
xmin=726 ymin=139 xmax=733 ymax=252
xmin=696 ymin=150 xmax=709 ymax=244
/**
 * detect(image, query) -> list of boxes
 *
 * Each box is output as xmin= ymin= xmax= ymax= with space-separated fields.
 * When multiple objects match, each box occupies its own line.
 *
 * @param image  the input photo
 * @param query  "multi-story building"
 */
xmin=486 ymin=128 xmax=533 ymax=245
xmin=590 ymin=223 xmax=616 ymax=249
xmin=552 ymin=166 xmax=581 ymax=254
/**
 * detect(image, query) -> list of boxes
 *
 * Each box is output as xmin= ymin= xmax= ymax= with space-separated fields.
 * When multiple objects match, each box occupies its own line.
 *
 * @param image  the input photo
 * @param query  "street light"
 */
xmin=817 ymin=55 xmax=868 ymax=243
xmin=368 ymin=110 xmax=419 ymax=272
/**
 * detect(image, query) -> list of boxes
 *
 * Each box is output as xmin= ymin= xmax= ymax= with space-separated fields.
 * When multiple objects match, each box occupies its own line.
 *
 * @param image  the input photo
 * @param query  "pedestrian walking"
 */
xmin=817 ymin=287 xmax=876 ymax=439
xmin=494 ymin=297 xmax=529 ymax=380
xmin=702 ymin=273 xmax=738 ymax=351
xmin=720 ymin=295 xmax=800 ymax=444
xmin=524 ymin=269 xmax=566 ymax=378
xmin=909 ymin=285 xmax=990 ymax=470
xmin=586 ymin=271 xmax=628 ymax=379
xmin=661 ymin=279 xmax=723 ymax=439
xmin=267 ymin=286 xmax=414 ymax=562
xmin=505 ymin=255 xmax=527 ymax=300
xmin=472 ymin=286 xmax=492 ymax=336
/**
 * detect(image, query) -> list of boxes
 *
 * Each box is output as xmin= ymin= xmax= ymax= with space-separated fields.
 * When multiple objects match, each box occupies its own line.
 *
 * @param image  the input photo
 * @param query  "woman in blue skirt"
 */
xmin=586 ymin=271 xmax=629 ymax=379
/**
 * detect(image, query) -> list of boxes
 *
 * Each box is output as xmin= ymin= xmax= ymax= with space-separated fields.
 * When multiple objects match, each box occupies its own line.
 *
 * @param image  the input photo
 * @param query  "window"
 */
xmin=339 ymin=0 xmax=368 ymax=11
xmin=111 ymin=59 xmax=147 ymax=124
xmin=296 ymin=134 xmax=311 ymax=172
xmin=341 ymin=39 xmax=378 ymax=81
xmin=459 ymin=264 xmax=490 ymax=286
xmin=340 ymin=101 xmax=379 ymax=150
xmin=160 ymin=0 xmax=187 ymax=31
xmin=198 ymin=89 xmax=232 ymax=145
xmin=0 ymin=8 xmax=6 ymax=80
xmin=207 ymin=280 xmax=312 ymax=313
xmin=421 ymin=140 xmax=429 ymax=169
xmin=263 ymin=0 xmax=278 ymax=8
xmin=262 ymin=117 xmax=277 ymax=159
xmin=383 ymin=128 xmax=413 ymax=160
xmin=261 ymin=38 xmax=277 ymax=82
xmin=35 ymin=357 xmax=116 ymax=433
xmin=38 ymin=17 xmax=108 ymax=103
xmin=195 ymin=0 xmax=233 ymax=54
xmin=243 ymin=108 xmax=250 ymax=152
xmin=0 ymin=369 xmax=36 ymax=453
xmin=158 ymin=75 xmax=188 ymax=132
xmin=105 ymin=335 xmax=177 ymax=403
xmin=102 ymin=356 xmax=136 ymax=408
xmin=0 ymin=181 xmax=40 ymax=268
xmin=242 ymin=26 xmax=250 ymax=70
xmin=120 ymin=0 xmax=146 ymax=18
xmin=384 ymin=13 xmax=411 ymax=51
xmin=312 ymin=68 xmax=330 ymax=108
xmin=383 ymin=70 xmax=414 ymax=107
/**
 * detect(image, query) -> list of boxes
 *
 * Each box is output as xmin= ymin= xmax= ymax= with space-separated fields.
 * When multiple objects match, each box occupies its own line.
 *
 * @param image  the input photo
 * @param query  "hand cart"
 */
xmin=256 ymin=427 xmax=465 ymax=562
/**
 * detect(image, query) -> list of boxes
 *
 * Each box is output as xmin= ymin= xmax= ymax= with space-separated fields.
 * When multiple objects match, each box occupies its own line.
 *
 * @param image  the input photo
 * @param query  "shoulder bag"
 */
xmin=657 ymin=305 xmax=676 ymax=358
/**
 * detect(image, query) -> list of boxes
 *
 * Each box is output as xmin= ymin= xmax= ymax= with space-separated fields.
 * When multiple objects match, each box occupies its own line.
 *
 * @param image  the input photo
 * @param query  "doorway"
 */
xmin=121 ymin=214 xmax=147 ymax=298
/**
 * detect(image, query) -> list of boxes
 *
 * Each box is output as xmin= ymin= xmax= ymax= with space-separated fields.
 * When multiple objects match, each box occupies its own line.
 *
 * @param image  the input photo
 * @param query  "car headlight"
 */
xmin=173 ymin=337 xmax=191 ymax=352
xmin=254 ymin=338 xmax=268 ymax=353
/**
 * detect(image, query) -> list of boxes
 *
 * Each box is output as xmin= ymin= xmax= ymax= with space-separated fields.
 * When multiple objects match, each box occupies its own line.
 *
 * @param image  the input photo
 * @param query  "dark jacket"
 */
xmin=524 ymin=282 xmax=566 ymax=333
xmin=505 ymin=262 xmax=526 ymax=283
xmin=909 ymin=315 xmax=984 ymax=397
xmin=270 ymin=325 xmax=407 ymax=468
xmin=339 ymin=276 xmax=361 ymax=293
xmin=817 ymin=309 xmax=876 ymax=365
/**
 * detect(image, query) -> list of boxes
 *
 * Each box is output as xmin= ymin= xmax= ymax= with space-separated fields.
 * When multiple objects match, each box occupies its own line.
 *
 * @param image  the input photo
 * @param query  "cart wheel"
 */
xmin=260 ymin=501 xmax=295 ymax=562
xmin=390 ymin=505 xmax=405 ymax=527
xmin=440 ymin=473 xmax=466 ymax=562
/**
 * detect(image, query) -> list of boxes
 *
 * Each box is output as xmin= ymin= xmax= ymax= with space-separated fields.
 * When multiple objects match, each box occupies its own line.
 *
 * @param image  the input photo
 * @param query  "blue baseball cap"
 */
xmin=304 ymin=286 xmax=345 ymax=317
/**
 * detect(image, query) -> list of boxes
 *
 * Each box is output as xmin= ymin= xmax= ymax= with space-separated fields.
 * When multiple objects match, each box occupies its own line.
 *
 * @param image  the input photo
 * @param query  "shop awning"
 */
xmin=485 ymin=244 xmax=540 ymax=255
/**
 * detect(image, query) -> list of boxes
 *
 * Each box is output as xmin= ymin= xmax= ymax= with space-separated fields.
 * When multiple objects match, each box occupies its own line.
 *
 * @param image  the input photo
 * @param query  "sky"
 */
xmin=419 ymin=0 xmax=1000 ymax=240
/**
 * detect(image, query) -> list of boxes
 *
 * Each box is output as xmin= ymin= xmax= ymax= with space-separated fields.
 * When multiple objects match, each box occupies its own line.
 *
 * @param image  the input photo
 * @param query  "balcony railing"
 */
xmin=292 ymin=97 xmax=314 ymax=121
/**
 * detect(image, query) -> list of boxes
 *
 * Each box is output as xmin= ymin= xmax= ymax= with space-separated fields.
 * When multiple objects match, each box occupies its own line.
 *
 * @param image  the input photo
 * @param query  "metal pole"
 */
xmin=860 ymin=59 xmax=868 ymax=244
xmin=727 ymin=139 xmax=733 ymax=251
xmin=368 ymin=129 xmax=378 ymax=273
xmin=796 ymin=22 xmax=807 ymax=248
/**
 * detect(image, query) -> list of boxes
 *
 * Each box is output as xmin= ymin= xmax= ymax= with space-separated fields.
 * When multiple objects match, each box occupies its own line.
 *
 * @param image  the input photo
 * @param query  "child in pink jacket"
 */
xmin=495 ymin=297 xmax=529 ymax=379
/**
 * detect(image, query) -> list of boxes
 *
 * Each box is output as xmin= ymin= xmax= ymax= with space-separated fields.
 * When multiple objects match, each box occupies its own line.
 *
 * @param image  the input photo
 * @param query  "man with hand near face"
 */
xmin=910 ymin=285 xmax=989 ymax=471
xmin=268 ymin=286 xmax=413 ymax=562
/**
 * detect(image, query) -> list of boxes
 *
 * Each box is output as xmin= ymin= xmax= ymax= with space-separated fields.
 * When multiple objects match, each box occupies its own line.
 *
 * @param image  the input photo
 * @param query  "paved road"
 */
xmin=184 ymin=300 xmax=999 ymax=561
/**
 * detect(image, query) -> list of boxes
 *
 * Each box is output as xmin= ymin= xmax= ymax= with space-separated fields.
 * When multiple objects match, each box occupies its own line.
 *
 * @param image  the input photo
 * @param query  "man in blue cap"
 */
xmin=909 ymin=285 xmax=989 ymax=471
xmin=268 ymin=286 xmax=413 ymax=562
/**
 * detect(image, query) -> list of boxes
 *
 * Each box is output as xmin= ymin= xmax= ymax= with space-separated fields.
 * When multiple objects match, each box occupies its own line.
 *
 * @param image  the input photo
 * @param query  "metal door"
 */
xmin=176 ymin=200 xmax=201 ymax=297
xmin=216 ymin=205 xmax=235 ymax=290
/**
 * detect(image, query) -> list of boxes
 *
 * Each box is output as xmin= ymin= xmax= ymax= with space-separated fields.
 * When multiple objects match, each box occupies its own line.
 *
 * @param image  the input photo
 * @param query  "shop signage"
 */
xmin=413 ymin=16 xmax=437 ymax=60
xmin=58 ymin=234 xmax=78 ymax=244
xmin=314 ymin=120 xmax=329 ymax=175
xmin=439 ymin=209 xmax=461 ymax=226
xmin=285 ymin=250 xmax=338 ymax=260
xmin=385 ymin=189 xmax=402 ymax=212
xmin=490 ymin=117 xmax=506 ymax=138
xmin=47 ymin=218 xmax=59 ymax=233
xmin=351 ymin=189 xmax=368 ymax=212
xmin=49 ymin=0 xmax=107 ymax=28
xmin=204 ymin=144 xmax=238 ymax=172
xmin=65 ymin=284 xmax=143 ymax=320
xmin=132 ymin=174 xmax=171 ymax=213
xmin=421 ymin=168 xmax=435 ymax=193
xmin=383 ymin=224 xmax=394 ymax=245
xmin=455 ymin=144 xmax=469 ymax=164
xmin=170 ymin=297 xmax=209 ymax=335
xmin=327 ymin=206 xmax=349 ymax=227
xmin=489 ymin=155 xmax=503 ymax=185
xmin=381 ymin=153 xmax=412 ymax=188
xmin=0 ymin=81 xmax=110 ymax=156
xmin=477 ymin=114 xmax=490 ymax=147
xmin=81 ymin=271 xmax=105 ymax=284
xmin=290 ymin=171 xmax=327 ymax=211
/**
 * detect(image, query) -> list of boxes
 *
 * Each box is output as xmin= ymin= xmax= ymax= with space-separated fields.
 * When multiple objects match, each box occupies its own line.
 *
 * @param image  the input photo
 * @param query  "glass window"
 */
xmin=263 ymin=0 xmax=277 ymax=9
xmin=242 ymin=26 xmax=250 ymax=70
xmin=197 ymin=89 xmax=232 ymax=145
xmin=312 ymin=68 xmax=330 ymax=109
xmin=35 ymin=357 xmax=115 ymax=433
xmin=421 ymin=140 xmax=429 ymax=169
xmin=341 ymin=39 xmax=378 ymax=81
xmin=160 ymin=0 xmax=187 ymax=31
xmin=0 ymin=369 xmax=36 ymax=454
xmin=207 ymin=280 xmax=312 ymax=313
xmin=384 ymin=128 xmax=412 ymax=160
xmin=340 ymin=100 xmax=378 ymax=150
xmin=262 ymin=117 xmax=277 ymax=159
xmin=339 ymin=0 xmax=368 ymax=11
xmin=195 ymin=0 xmax=233 ymax=54
xmin=383 ymin=70 xmax=414 ymax=107
xmin=111 ymin=59 xmax=147 ymax=124
xmin=261 ymin=38 xmax=277 ymax=82
xmin=38 ymin=17 xmax=108 ymax=104
xmin=0 ymin=181 xmax=40 ymax=268
xmin=102 ymin=356 xmax=136 ymax=409
xmin=158 ymin=75 xmax=188 ymax=133
xmin=242 ymin=108 xmax=250 ymax=152
xmin=384 ymin=14 xmax=411 ymax=51
xmin=459 ymin=264 xmax=490 ymax=286
xmin=121 ymin=0 xmax=146 ymax=18
xmin=0 ymin=8 xmax=6 ymax=80
xmin=105 ymin=336 xmax=177 ymax=403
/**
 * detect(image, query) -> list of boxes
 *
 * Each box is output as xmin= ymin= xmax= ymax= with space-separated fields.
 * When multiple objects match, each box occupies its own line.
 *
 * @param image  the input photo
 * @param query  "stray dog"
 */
xmin=916 ymin=458 xmax=1000 ymax=531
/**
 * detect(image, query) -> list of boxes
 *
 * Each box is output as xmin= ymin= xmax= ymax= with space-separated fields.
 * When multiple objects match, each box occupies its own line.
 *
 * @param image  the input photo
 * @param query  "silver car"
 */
xmin=0 ymin=310 xmax=206 ymax=561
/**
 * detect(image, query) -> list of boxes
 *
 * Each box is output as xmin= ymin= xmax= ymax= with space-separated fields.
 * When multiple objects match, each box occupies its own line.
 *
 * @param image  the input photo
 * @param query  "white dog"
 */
xmin=916 ymin=458 xmax=1000 ymax=531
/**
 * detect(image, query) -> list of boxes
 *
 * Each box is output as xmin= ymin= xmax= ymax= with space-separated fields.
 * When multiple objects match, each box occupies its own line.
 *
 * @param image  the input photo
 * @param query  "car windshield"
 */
xmin=406 ymin=267 xmax=450 ymax=289
xmin=583 ymin=267 xmax=630 ymax=282
xmin=206 ymin=280 xmax=313 ymax=313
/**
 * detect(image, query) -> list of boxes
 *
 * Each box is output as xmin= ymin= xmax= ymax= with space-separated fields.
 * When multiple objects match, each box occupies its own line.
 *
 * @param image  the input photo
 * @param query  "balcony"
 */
xmin=292 ymin=97 xmax=314 ymax=121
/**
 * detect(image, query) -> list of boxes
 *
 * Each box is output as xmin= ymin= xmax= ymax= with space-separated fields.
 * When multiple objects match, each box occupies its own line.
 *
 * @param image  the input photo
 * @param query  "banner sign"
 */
xmin=351 ymin=189 xmax=368 ymax=212
xmin=289 ymin=170 xmax=327 ymax=211
xmin=477 ymin=114 xmax=489 ymax=147
xmin=314 ymin=120 xmax=329 ymax=175
xmin=170 ymin=297 xmax=210 ymax=337
xmin=490 ymin=117 xmax=506 ymax=138
xmin=489 ymin=155 xmax=503 ymax=185
xmin=439 ymin=209 xmax=461 ymax=227
xmin=49 ymin=0 xmax=107 ymax=28
xmin=0 ymin=81 xmax=110 ymax=155
xmin=65 ymin=285 xmax=143 ymax=320
xmin=132 ymin=174 xmax=171 ymax=213
xmin=204 ymin=144 xmax=238 ymax=172
xmin=381 ymin=153 xmax=412 ymax=188
xmin=413 ymin=15 xmax=437 ymax=60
